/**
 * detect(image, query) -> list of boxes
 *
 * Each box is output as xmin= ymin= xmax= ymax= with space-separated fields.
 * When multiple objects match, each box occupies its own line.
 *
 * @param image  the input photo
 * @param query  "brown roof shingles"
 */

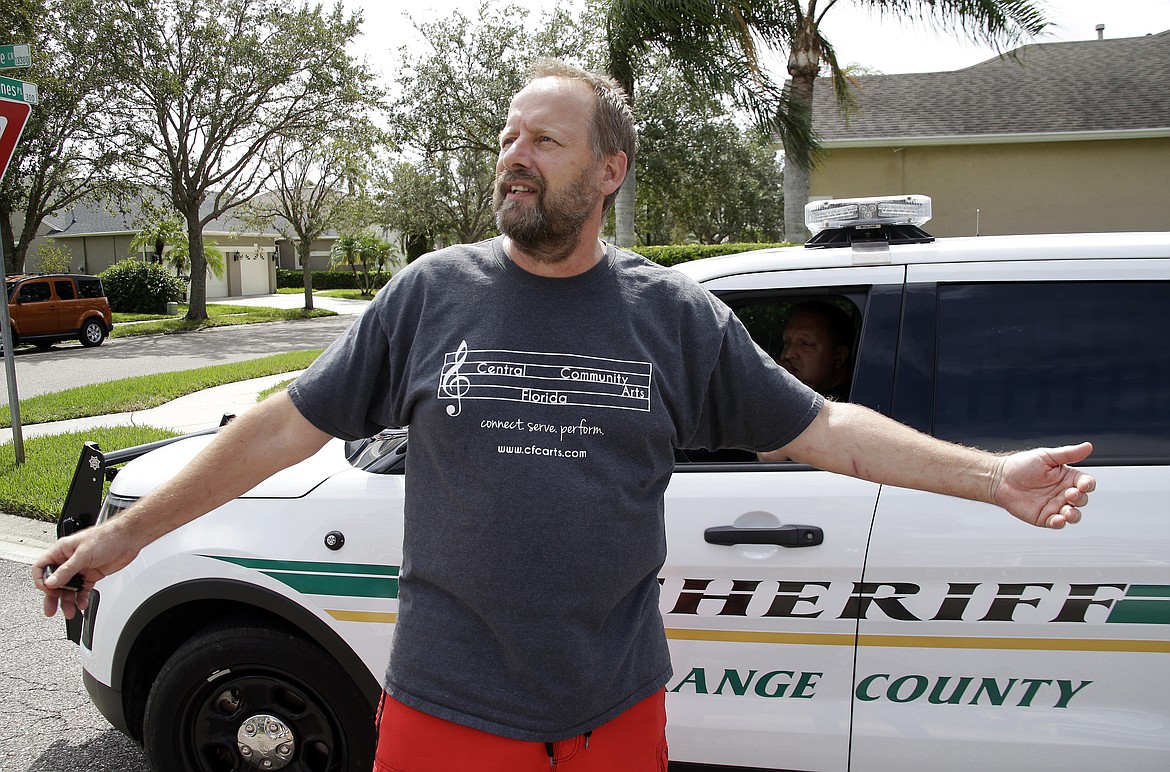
xmin=811 ymin=29 xmax=1170 ymax=142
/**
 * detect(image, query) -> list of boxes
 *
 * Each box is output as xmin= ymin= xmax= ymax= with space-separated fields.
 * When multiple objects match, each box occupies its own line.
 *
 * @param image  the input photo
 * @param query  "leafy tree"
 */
xmin=32 ymin=242 xmax=73 ymax=273
xmin=383 ymin=4 xmax=583 ymax=248
xmin=330 ymin=232 xmax=393 ymax=296
xmin=381 ymin=150 xmax=498 ymax=248
xmin=243 ymin=122 xmax=385 ymax=310
xmin=776 ymin=0 xmax=1048 ymax=240
xmin=102 ymin=0 xmax=381 ymax=320
xmin=128 ymin=208 xmax=225 ymax=280
xmin=636 ymin=70 xmax=784 ymax=244
xmin=0 ymin=0 xmax=130 ymax=273
xmin=127 ymin=210 xmax=185 ymax=265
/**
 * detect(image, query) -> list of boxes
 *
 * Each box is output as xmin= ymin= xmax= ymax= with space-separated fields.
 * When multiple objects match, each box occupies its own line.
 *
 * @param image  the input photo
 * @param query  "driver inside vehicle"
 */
xmin=777 ymin=300 xmax=854 ymax=402
xmin=759 ymin=301 xmax=854 ymax=462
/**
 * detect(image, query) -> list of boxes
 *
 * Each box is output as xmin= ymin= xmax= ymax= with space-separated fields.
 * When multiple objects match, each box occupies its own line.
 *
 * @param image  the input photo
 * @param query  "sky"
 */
xmin=339 ymin=0 xmax=1170 ymax=86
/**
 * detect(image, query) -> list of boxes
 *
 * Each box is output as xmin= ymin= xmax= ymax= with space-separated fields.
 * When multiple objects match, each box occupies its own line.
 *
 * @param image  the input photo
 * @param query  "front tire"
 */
xmin=143 ymin=622 xmax=375 ymax=772
xmin=79 ymin=318 xmax=106 ymax=347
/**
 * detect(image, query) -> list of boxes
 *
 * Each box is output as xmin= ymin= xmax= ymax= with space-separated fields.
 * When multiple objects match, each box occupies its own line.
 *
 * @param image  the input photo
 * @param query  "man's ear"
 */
xmin=600 ymin=151 xmax=628 ymax=196
xmin=834 ymin=345 xmax=850 ymax=368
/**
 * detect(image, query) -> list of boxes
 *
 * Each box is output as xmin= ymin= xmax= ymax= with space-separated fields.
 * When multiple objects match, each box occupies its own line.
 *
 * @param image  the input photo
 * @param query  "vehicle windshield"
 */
xmin=344 ymin=428 xmax=408 ymax=474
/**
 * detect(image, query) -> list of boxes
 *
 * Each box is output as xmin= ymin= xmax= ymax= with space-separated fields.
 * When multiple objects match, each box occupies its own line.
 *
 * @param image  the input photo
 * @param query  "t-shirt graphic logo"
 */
xmin=438 ymin=340 xmax=653 ymax=417
xmin=440 ymin=340 xmax=472 ymax=416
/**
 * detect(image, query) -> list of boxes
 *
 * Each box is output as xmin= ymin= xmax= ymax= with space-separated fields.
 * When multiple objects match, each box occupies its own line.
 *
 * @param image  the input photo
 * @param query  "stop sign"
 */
xmin=0 ymin=97 xmax=31 ymax=184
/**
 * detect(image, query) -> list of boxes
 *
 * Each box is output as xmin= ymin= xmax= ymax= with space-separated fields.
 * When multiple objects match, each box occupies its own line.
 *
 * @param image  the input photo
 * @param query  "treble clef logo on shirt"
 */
xmin=440 ymin=340 xmax=471 ymax=416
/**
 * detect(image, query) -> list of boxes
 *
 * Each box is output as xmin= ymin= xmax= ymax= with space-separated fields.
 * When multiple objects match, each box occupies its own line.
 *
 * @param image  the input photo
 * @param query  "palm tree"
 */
xmin=602 ymin=1 xmax=1047 ymax=244
xmin=777 ymin=0 xmax=1047 ymax=241
xmin=602 ymin=1 xmax=813 ymax=247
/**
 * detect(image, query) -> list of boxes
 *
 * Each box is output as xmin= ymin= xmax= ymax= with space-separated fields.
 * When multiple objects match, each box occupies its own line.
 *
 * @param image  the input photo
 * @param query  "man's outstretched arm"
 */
xmin=32 ymin=391 xmax=333 ymax=618
xmin=780 ymin=400 xmax=1095 ymax=529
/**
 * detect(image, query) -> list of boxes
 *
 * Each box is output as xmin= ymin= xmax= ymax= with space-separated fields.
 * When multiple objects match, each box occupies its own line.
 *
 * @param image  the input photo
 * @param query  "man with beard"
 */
xmin=35 ymin=59 xmax=1095 ymax=772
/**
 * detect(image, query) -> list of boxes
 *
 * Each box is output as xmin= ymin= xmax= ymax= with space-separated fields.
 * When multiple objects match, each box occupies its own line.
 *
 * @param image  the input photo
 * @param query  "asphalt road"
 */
xmin=1 ymin=557 xmax=150 ymax=772
xmin=0 ymin=315 xmax=357 ymax=399
xmin=0 ymin=307 xmax=361 ymax=771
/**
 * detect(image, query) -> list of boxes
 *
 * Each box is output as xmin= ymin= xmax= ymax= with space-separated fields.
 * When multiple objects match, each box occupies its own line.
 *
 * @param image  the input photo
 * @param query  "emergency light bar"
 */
xmin=805 ymin=195 xmax=932 ymax=235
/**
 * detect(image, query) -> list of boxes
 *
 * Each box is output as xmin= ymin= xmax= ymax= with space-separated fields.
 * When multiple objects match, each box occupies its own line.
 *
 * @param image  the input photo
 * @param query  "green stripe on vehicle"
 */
xmin=201 ymin=555 xmax=400 ymax=598
xmin=1105 ymin=585 xmax=1170 ymax=625
xmin=203 ymin=555 xmax=397 ymax=575
xmin=262 ymin=570 xmax=398 ymax=598
xmin=1122 ymin=585 xmax=1170 ymax=599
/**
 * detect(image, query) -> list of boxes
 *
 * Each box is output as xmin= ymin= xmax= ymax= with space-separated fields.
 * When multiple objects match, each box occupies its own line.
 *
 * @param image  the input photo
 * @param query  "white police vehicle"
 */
xmin=58 ymin=196 xmax=1170 ymax=771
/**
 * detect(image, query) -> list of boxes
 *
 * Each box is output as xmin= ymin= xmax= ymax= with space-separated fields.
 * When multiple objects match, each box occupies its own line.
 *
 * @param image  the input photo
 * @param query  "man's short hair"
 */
xmin=526 ymin=58 xmax=637 ymax=214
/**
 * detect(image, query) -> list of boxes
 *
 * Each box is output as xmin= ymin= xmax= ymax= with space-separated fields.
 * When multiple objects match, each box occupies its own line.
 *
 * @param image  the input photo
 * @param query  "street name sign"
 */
xmin=0 ymin=98 xmax=32 ymax=184
xmin=0 ymin=75 xmax=38 ymax=105
xmin=0 ymin=45 xmax=32 ymax=70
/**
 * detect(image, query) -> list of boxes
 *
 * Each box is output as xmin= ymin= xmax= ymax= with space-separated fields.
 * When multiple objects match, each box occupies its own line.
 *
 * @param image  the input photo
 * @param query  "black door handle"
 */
xmin=704 ymin=524 xmax=823 ymax=547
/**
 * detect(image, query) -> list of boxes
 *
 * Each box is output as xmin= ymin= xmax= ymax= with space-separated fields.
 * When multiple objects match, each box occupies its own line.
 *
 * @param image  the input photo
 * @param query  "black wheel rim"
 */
xmin=179 ymin=669 xmax=347 ymax=772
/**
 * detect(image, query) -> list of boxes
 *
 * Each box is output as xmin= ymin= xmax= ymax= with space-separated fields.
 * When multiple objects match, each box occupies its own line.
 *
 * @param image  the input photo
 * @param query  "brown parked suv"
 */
xmin=4 ymin=273 xmax=114 ymax=349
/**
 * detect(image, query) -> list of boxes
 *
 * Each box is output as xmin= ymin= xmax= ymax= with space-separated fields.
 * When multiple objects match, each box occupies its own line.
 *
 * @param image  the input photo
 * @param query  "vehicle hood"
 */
xmin=108 ymin=435 xmax=354 ymax=499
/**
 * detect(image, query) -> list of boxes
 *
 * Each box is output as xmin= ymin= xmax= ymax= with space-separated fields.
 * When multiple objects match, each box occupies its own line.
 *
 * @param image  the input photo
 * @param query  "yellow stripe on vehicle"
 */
xmin=326 ymin=609 xmax=398 ymax=624
xmin=666 ymin=629 xmax=856 ymax=646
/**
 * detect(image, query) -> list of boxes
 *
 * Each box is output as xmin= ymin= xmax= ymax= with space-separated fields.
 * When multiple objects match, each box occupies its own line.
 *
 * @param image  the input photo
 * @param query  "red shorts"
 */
xmin=373 ymin=689 xmax=668 ymax=772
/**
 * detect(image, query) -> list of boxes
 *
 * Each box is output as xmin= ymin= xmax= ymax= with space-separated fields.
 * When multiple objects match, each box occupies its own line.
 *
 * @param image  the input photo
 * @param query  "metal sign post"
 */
xmin=0 ymin=88 xmax=33 ymax=463
xmin=0 ymin=239 xmax=23 ymax=462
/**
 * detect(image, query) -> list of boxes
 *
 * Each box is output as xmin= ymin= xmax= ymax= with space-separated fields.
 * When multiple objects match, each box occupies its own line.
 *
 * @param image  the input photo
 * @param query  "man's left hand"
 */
xmin=992 ymin=442 xmax=1096 ymax=529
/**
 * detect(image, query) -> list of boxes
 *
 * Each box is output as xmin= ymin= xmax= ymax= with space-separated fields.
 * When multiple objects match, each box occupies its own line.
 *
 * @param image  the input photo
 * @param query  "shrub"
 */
xmin=100 ymin=260 xmax=187 ymax=314
xmin=277 ymin=268 xmax=392 ymax=291
xmin=629 ymin=242 xmax=791 ymax=267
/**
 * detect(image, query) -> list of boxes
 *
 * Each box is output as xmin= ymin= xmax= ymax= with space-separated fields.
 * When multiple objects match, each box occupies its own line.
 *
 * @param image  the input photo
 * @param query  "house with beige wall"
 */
xmin=44 ymin=195 xmax=281 ymax=298
xmin=808 ymin=29 xmax=1170 ymax=237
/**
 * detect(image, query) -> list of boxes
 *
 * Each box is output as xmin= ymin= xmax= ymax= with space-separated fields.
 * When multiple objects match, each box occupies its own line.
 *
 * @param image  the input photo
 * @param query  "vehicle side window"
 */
xmin=17 ymin=281 xmax=51 ymax=303
xmin=674 ymin=292 xmax=863 ymax=464
xmin=77 ymin=278 xmax=104 ymax=298
xmin=55 ymin=280 xmax=76 ymax=300
xmin=933 ymin=281 xmax=1170 ymax=463
xmin=731 ymin=295 xmax=860 ymax=402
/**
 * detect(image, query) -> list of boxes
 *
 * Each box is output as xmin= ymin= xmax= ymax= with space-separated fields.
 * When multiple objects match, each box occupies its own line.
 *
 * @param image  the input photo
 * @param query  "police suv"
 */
xmin=57 ymin=196 xmax=1169 ymax=772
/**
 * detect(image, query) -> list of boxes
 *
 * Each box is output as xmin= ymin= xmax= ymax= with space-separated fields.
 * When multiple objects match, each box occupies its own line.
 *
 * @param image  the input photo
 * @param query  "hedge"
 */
xmin=629 ymin=242 xmax=791 ymax=267
xmin=277 ymin=268 xmax=393 ymax=290
xmin=276 ymin=245 xmax=789 ymax=288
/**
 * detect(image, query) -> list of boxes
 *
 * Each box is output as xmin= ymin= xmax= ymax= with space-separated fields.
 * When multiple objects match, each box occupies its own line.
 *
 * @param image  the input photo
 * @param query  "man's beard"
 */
xmin=494 ymin=168 xmax=600 ymax=265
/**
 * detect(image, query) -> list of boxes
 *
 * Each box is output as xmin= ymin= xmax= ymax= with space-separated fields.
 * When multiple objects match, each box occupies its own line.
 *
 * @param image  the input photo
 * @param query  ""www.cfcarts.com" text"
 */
xmin=498 ymin=445 xmax=587 ymax=459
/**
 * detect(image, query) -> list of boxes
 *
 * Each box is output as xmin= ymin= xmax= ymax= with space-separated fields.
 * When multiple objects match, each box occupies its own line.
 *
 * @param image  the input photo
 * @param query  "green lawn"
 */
xmin=1 ymin=350 xmax=322 ymax=428
xmin=1 ymin=306 xmax=332 ymax=521
xmin=0 ymin=426 xmax=181 ymax=520
xmin=111 ymin=303 xmax=335 ymax=338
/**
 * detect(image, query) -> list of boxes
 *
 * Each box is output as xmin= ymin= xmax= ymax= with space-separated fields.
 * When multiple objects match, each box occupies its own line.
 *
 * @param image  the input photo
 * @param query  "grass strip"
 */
xmin=0 ymin=426 xmax=181 ymax=521
xmin=111 ymin=304 xmax=335 ymax=339
xmin=0 ymin=349 xmax=323 ymax=428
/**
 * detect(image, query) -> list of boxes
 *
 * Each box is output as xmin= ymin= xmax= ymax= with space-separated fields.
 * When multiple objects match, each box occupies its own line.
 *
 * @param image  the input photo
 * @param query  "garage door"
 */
xmin=206 ymin=266 xmax=229 ymax=299
xmin=240 ymin=252 xmax=271 ymax=296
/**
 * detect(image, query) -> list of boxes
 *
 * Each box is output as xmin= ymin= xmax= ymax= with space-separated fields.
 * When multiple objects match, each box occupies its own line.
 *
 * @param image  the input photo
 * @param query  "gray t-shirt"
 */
xmin=289 ymin=237 xmax=821 ymax=741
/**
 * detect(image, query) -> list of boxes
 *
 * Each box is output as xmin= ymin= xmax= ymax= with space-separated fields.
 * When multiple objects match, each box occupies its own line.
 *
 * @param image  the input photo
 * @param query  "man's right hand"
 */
xmin=32 ymin=520 xmax=141 ymax=619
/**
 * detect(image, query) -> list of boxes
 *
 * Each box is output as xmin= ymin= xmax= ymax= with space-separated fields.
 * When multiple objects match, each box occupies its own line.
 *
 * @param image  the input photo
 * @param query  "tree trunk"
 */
xmin=783 ymin=154 xmax=810 ymax=244
xmin=185 ymin=214 xmax=208 ymax=321
xmin=299 ymin=240 xmax=314 ymax=311
xmin=784 ymin=18 xmax=821 ymax=245
xmin=0 ymin=211 xmax=18 ymax=274
xmin=614 ymin=163 xmax=637 ymax=247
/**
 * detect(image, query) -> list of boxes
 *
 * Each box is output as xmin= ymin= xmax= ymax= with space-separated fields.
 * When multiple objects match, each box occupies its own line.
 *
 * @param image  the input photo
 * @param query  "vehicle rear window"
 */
xmin=933 ymin=281 xmax=1170 ymax=463
xmin=76 ymin=278 xmax=105 ymax=298
xmin=55 ymin=280 xmax=76 ymax=300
